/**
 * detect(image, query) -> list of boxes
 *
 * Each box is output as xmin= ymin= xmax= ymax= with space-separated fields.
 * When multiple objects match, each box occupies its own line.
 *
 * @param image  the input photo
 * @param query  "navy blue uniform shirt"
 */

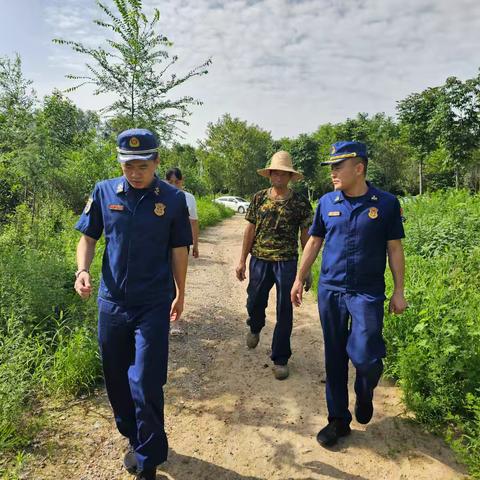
xmin=309 ymin=183 xmax=405 ymax=295
xmin=75 ymin=175 xmax=192 ymax=306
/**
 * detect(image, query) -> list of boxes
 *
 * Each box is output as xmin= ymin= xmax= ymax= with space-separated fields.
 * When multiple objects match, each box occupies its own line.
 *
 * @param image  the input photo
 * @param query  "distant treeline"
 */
xmin=1 ymin=55 xmax=480 ymax=224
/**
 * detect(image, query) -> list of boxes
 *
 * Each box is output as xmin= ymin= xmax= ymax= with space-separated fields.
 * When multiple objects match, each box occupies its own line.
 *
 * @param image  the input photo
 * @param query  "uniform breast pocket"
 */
xmin=359 ymin=207 xmax=387 ymax=239
xmin=103 ymin=207 xmax=130 ymax=236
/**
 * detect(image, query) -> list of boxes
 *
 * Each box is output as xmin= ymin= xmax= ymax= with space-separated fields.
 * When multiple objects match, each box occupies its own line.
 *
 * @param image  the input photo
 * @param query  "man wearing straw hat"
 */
xmin=236 ymin=151 xmax=313 ymax=380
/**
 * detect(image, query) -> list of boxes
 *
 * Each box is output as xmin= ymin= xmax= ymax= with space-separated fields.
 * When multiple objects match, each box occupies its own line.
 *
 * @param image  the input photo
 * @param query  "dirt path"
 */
xmin=24 ymin=215 xmax=467 ymax=480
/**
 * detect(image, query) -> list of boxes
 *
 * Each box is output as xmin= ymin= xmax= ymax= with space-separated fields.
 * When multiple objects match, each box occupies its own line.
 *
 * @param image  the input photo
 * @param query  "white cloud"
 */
xmin=34 ymin=0 xmax=480 ymax=142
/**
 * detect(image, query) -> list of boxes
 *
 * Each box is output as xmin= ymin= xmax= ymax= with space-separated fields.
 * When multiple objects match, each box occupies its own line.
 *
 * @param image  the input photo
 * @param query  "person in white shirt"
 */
xmin=165 ymin=168 xmax=199 ymax=258
xmin=165 ymin=167 xmax=199 ymax=336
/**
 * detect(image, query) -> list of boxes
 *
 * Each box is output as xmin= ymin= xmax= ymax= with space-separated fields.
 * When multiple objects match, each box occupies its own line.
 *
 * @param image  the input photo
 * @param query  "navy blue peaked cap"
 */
xmin=117 ymin=128 xmax=159 ymax=162
xmin=321 ymin=141 xmax=368 ymax=166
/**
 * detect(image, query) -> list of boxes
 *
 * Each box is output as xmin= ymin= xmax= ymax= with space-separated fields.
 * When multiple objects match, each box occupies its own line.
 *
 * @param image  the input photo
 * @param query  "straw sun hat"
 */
xmin=257 ymin=151 xmax=303 ymax=181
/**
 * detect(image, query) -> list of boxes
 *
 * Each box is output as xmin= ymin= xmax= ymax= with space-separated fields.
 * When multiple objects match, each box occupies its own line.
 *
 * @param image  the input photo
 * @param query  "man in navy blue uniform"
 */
xmin=74 ymin=129 xmax=192 ymax=480
xmin=291 ymin=141 xmax=407 ymax=447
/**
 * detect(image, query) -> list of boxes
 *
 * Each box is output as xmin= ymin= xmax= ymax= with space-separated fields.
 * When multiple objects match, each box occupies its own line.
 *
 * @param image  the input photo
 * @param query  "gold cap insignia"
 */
xmin=129 ymin=137 xmax=140 ymax=148
xmin=84 ymin=197 xmax=93 ymax=214
xmin=331 ymin=145 xmax=336 ymax=154
xmin=154 ymin=203 xmax=166 ymax=216
xmin=368 ymin=207 xmax=379 ymax=219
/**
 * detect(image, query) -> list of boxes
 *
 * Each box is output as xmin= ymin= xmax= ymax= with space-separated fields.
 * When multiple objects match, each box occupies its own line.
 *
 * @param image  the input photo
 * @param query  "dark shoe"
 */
xmin=316 ymin=419 xmax=351 ymax=447
xmin=273 ymin=364 xmax=289 ymax=380
xmin=355 ymin=398 xmax=374 ymax=424
xmin=136 ymin=468 xmax=156 ymax=480
xmin=123 ymin=445 xmax=137 ymax=474
xmin=246 ymin=332 xmax=260 ymax=349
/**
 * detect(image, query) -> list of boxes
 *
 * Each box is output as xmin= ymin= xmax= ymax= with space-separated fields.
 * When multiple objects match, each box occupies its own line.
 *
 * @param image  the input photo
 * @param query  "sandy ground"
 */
xmin=20 ymin=215 xmax=467 ymax=480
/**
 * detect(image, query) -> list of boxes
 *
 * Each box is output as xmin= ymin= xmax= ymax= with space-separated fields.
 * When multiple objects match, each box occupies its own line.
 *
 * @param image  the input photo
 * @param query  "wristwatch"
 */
xmin=75 ymin=269 xmax=90 ymax=278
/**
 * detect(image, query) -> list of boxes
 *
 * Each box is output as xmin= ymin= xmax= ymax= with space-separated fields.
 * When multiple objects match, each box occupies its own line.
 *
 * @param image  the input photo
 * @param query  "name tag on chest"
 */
xmin=328 ymin=211 xmax=341 ymax=217
xmin=109 ymin=204 xmax=125 ymax=211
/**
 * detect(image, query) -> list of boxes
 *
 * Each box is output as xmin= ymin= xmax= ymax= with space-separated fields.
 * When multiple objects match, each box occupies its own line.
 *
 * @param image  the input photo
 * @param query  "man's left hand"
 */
xmin=192 ymin=245 xmax=199 ymax=258
xmin=170 ymin=296 xmax=184 ymax=322
xmin=389 ymin=292 xmax=407 ymax=314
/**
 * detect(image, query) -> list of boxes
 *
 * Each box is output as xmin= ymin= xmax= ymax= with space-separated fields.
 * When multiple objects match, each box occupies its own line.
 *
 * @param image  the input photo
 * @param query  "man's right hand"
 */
xmin=236 ymin=261 xmax=246 ymax=281
xmin=75 ymin=271 xmax=92 ymax=299
xmin=290 ymin=278 xmax=304 ymax=307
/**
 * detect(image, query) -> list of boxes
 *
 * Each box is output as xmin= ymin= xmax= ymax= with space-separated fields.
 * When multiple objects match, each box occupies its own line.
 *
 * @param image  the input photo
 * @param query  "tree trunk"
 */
xmin=419 ymin=158 xmax=424 ymax=195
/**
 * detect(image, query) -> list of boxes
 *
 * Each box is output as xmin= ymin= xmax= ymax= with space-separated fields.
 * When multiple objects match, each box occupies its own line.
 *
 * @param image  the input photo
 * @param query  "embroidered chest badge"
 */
xmin=109 ymin=204 xmax=124 ymax=211
xmin=368 ymin=207 xmax=379 ymax=219
xmin=154 ymin=203 xmax=166 ymax=216
xmin=328 ymin=211 xmax=341 ymax=217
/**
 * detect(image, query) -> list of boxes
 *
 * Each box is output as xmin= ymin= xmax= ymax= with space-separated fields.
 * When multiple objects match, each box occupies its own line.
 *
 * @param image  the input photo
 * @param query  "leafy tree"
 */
xmin=430 ymin=75 xmax=480 ymax=188
xmin=202 ymin=115 xmax=272 ymax=197
xmin=0 ymin=54 xmax=37 ymax=217
xmin=397 ymin=87 xmax=441 ymax=194
xmin=0 ymin=54 xmax=36 ymax=153
xmin=53 ymin=0 xmax=211 ymax=141
xmin=289 ymin=134 xmax=319 ymax=200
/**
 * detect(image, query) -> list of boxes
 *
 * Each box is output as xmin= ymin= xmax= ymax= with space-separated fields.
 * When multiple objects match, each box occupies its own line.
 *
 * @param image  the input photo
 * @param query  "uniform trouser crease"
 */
xmin=98 ymin=298 xmax=170 ymax=470
xmin=318 ymin=287 xmax=386 ymax=423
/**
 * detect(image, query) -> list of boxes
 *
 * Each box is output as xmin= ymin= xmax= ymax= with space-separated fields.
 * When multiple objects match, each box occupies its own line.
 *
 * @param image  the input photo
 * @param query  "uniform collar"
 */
xmin=116 ymin=175 xmax=163 ymax=196
xmin=332 ymin=181 xmax=379 ymax=204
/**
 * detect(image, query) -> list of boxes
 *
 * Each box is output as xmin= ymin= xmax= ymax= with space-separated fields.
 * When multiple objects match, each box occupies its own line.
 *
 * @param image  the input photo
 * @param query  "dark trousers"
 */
xmin=98 ymin=298 xmax=170 ymax=470
xmin=246 ymin=256 xmax=297 ymax=366
xmin=318 ymin=287 xmax=386 ymax=423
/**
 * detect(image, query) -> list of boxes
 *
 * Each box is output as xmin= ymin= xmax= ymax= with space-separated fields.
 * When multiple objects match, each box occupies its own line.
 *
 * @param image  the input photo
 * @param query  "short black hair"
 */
xmin=354 ymin=157 xmax=368 ymax=176
xmin=165 ymin=167 xmax=182 ymax=181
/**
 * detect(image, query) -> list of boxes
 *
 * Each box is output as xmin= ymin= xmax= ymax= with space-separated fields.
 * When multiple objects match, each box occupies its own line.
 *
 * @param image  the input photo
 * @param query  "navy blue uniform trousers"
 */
xmin=246 ymin=256 xmax=297 ymax=366
xmin=98 ymin=298 xmax=170 ymax=470
xmin=318 ymin=287 xmax=386 ymax=423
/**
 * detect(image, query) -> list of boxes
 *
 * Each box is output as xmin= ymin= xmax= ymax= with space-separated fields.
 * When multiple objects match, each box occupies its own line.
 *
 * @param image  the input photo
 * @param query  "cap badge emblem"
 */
xmin=129 ymin=137 xmax=140 ymax=148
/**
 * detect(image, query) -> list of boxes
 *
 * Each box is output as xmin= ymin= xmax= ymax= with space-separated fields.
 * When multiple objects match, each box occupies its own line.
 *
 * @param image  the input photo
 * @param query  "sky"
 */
xmin=1 ymin=0 xmax=479 ymax=144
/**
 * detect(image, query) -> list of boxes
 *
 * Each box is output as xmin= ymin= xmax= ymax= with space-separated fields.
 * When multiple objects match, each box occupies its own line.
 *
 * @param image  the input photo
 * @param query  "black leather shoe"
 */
xmin=355 ymin=398 xmax=374 ymax=424
xmin=316 ymin=419 xmax=351 ymax=447
xmin=136 ymin=468 xmax=156 ymax=480
xmin=123 ymin=445 xmax=137 ymax=474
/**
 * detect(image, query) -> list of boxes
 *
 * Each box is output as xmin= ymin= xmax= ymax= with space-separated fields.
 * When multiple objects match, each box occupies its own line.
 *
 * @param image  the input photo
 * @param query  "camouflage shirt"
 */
xmin=245 ymin=188 xmax=313 ymax=261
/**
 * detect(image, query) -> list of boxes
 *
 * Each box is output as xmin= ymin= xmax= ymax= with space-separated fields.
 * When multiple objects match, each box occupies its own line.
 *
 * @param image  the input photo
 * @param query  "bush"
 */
xmin=383 ymin=190 xmax=480 ymax=476
xmin=197 ymin=197 xmax=234 ymax=229
xmin=0 ymin=318 xmax=46 ymax=451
